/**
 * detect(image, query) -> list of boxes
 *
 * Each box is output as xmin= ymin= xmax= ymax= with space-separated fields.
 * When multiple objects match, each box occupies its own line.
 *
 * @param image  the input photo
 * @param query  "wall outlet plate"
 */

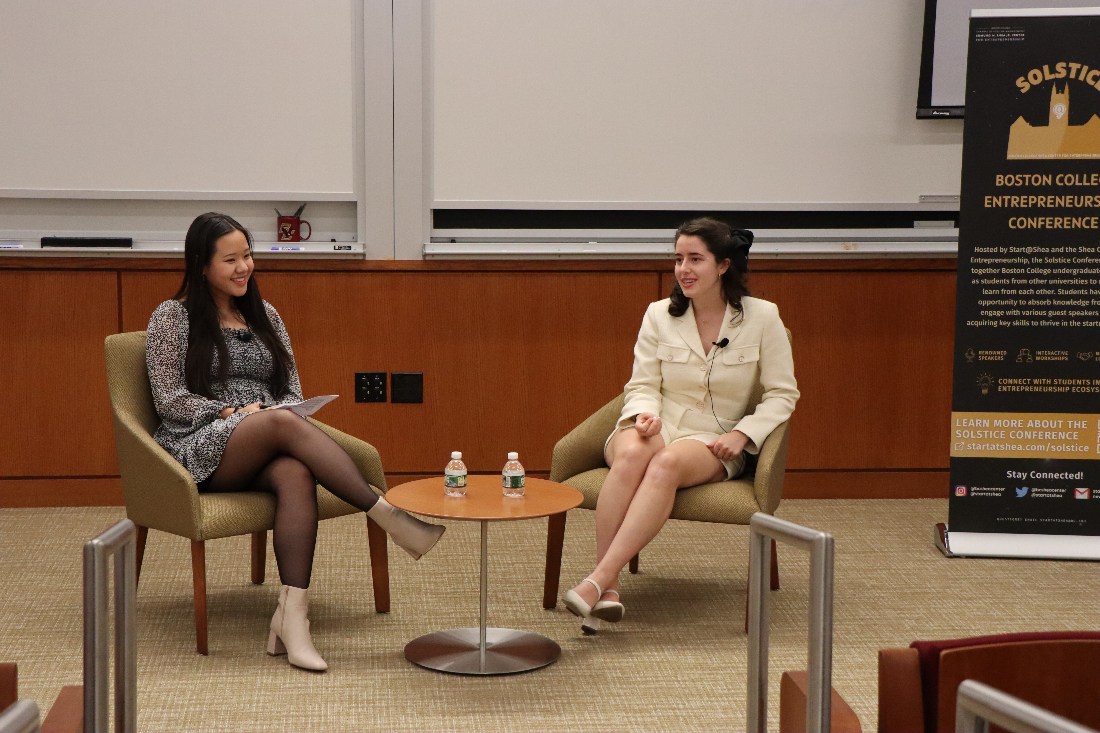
xmin=391 ymin=372 xmax=423 ymax=403
xmin=355 ymin=372 xmax=386 ymax=402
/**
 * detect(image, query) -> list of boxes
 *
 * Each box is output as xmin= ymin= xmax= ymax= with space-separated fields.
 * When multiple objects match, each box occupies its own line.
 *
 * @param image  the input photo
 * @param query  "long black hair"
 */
xmin=172 ymin=212 xmax=293 ymax=399
xmin=668 ymin=217 xmax=753 ymax=317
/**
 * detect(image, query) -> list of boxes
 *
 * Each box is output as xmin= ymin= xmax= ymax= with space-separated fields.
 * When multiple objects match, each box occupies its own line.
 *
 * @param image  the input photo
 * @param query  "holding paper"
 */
xmin=145 ymin=213 xmax=445 ymax=673
xmin=265 ymin=394 xmax=338 ymax=418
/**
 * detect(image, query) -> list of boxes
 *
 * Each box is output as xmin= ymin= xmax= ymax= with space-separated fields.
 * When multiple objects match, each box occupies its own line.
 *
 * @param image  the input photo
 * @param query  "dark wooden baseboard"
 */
xmin=0 ymin=478 xmax=124 ymax=507
xmin=785 ymin=470 xmax=947 ymax=499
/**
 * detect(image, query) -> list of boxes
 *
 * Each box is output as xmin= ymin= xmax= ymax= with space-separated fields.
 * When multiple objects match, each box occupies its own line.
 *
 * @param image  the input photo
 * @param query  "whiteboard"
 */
xmin=430 ymin=0 xmax=964 ymax=209
xmin=0 ymin=0 xmax=355 ymax=198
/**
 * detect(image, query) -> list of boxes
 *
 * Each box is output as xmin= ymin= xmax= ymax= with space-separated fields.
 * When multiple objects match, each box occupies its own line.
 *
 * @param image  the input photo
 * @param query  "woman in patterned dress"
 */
xmin=146 ymin=212 xmax=445 ymax=671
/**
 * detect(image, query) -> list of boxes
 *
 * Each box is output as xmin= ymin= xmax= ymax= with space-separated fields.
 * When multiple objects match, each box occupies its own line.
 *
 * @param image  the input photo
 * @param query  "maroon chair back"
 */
xmin=909 ymin=631 xmax=1100 ymax=733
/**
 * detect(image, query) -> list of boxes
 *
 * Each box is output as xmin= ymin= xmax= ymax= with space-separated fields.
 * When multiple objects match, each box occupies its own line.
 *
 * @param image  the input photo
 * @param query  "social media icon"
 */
xmin=1075 ymin=488 xmax=1090 ymax=500
xmin=1015 ymin=486 xmax=1029 ymax=497
xmin=955 ymin=485 xmax=968 ymax=497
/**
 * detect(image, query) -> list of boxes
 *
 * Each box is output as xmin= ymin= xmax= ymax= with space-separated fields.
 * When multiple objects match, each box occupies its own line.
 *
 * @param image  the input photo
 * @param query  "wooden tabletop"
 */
xmin=385 ymin=475 xmax=582 ymax=521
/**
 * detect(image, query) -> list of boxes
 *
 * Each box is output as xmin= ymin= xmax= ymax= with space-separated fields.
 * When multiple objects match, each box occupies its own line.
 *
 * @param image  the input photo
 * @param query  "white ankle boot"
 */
xmin=367 ymin=496 xmax=446 ymax=560
xmin=267 ymin=585 xmax=328 ymax=672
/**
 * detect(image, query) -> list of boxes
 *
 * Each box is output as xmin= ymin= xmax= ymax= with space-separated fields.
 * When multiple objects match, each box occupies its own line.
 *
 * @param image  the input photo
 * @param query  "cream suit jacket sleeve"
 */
xmin=617 ymin=296 xmax=799 ymax=454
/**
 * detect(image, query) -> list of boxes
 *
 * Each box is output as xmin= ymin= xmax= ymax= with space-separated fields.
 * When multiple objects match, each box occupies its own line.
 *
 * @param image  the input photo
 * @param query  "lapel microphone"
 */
xmin=706 ymin=337 xmax=731 ymax=433
xmin=237 ymin=331 xmax=253 ymax=342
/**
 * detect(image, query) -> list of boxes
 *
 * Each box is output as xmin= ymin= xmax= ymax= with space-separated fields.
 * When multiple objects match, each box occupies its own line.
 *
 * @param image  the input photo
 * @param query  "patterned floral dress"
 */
xmin=146 ymin=299 xmax=303 ymax=483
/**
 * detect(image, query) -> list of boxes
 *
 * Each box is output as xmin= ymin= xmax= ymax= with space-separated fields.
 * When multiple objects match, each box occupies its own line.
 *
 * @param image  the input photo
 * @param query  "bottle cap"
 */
xmin=507 ymin=452 xmax=519 ymax=460
xmin=451 ymin=451 xmax=462 ymax=459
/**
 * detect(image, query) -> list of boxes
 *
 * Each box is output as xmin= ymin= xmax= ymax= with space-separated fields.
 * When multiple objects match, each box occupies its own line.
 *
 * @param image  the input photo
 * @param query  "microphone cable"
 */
xmin=704 ymin=338 xmax=730 ymax=433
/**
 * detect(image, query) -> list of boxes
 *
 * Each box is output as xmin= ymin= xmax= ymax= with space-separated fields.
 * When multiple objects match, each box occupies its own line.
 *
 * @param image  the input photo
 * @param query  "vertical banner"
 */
xmin=947 ymin=9 xmax=1100 ymax=558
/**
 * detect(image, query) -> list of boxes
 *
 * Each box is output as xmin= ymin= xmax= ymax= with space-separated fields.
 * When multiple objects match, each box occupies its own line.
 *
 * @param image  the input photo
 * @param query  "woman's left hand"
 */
xmin=236 ymin=402 xmax=263 ymax=415
xmin=708 ymin=430 xmax=750 ymax=461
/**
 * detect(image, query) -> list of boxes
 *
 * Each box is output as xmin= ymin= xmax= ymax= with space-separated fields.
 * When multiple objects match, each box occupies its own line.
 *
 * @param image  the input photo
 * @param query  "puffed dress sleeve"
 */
xmin=146 ymin=300 xmax=225 ymax=429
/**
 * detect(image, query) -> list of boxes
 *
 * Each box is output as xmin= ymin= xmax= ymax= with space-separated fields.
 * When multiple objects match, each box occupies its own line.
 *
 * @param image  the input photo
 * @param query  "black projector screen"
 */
xmin=917 ymin=0 xmax=1100 ymax=118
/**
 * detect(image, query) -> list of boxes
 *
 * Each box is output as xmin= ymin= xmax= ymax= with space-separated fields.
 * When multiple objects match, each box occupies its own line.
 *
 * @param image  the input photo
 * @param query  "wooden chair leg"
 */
xmin=770 ymin=538 xmax=780 ymax=591
xmin=629 ymin=553 xmax=640 ymax=574
xmin=250 ymin=531 xmax=266 ymax=585
xmin=190 ymin=540 xmax=208 ymax=655
xmin=134 ymin=525 xmax=148 ymax=587
xmin=366 ymin=516 xmax=390 ymax=613
xmin=543 ymin=512 xmax=567 ymax=609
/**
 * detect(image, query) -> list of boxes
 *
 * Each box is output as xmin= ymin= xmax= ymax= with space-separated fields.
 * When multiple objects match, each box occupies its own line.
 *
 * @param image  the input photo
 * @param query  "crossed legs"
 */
xmin=203 ymin=409 xmax=383 ymax=588
xmin=568 ymin=427 xmax=727 ymax=611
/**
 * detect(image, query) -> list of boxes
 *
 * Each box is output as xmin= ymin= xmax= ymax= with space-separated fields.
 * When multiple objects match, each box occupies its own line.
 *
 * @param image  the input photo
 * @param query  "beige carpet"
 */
xmin=1 ymin=500 xmax=1097 ymax=732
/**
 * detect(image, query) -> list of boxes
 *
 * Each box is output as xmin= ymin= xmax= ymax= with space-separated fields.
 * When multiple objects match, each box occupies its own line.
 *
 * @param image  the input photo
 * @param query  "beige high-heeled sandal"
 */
xmin=563 ymin=577 xmax=603 ymax=618
xmin=591 ymin=589 xmax=625 ymax=623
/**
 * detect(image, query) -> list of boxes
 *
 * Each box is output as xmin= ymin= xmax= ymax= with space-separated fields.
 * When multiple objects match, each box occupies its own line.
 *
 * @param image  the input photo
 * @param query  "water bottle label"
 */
xmin=503 ymin=474 xmax=525 ymax=489
xmin=444 ymin=474 xmax=467 ymax=488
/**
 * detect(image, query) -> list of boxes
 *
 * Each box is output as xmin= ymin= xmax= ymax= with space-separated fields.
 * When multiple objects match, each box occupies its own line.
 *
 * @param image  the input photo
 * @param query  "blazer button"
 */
xmin=699 ymin=365 xmax=706 ymax=372
xmin=696 ymin=401 xmax=704 ymax=408
xmin=738 ymin=356 xmax=745 ymax=363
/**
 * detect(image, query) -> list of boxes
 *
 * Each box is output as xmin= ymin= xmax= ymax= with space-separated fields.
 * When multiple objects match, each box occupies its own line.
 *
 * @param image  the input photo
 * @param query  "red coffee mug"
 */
xmin=277 ymin=216 xmax=311 ymax=242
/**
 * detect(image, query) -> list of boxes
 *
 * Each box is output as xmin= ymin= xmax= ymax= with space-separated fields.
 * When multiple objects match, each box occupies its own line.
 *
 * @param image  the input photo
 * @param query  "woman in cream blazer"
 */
xmin=563 ymin=217 xmax=798 ymax=632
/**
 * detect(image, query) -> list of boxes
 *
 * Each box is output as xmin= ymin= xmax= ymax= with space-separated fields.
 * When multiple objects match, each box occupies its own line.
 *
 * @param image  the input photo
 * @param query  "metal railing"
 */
xmin=746 ymin=512 xmax=835 ymax=733
xmin=956 ymin=680 xmax=1099 ymax=733
xmin=84 ymin=519 xmax=137 ymax=733
xmin=0 ymin=700 xmax=40 ymax=733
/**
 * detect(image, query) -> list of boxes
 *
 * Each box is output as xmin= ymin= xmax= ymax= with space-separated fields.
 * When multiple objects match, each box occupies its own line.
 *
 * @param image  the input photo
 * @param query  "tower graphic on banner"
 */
xmin=1008 ymin=84 xmax=1100 ymax=159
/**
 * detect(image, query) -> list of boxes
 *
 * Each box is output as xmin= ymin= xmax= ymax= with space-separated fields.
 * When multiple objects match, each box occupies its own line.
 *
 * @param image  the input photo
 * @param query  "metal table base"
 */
xmin=405 ymin=627 xmax=560 ymax=675
xmin=404 ymin=519 xmax=561 ymax=675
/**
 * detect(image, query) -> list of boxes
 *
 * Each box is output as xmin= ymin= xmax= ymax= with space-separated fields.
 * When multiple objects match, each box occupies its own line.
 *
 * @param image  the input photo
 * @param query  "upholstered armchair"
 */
xmin=545 ymin=354 xmax=792 ymax=612
xmin=104 ymin=331 xmax=390 ymax=655
xmin=877 ymin=631 xmax=1100 ymax=733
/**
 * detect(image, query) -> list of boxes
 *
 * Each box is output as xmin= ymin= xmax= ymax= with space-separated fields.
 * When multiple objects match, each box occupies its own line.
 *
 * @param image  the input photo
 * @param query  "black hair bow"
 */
xmin=731 ymin=229 xmax=753 ymax=270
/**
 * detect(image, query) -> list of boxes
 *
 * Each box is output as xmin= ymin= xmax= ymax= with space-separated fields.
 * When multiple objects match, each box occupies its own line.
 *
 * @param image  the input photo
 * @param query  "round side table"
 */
xmin=384 ymin=475 xmax=582 ymax=675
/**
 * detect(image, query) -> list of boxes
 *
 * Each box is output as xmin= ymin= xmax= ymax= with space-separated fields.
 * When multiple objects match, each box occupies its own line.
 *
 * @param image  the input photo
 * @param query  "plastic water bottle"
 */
xmin=502 ymin=452 xmax=525 ymax=497
xmin=444 ymin=451 xmax=467 ymax=497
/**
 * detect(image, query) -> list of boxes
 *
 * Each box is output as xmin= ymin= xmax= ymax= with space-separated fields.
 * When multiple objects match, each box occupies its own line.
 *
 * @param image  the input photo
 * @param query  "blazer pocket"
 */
xmin=656 ymin=342 xmax=691 ymax=363
xmin=722 ymin=344 xmax=760 ymax=366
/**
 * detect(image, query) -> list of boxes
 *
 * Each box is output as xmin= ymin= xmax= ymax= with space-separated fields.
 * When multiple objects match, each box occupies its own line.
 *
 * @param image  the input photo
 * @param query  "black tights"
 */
xmin=201 ymin=410 xmax=380 ymax=588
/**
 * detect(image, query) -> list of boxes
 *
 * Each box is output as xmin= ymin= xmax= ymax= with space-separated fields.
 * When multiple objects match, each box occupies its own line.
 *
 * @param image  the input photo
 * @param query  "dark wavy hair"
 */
xmin=668 ymin=217 xmax=753 ymax=317
xmin=172 ymin=212 xmax=293 ymax=399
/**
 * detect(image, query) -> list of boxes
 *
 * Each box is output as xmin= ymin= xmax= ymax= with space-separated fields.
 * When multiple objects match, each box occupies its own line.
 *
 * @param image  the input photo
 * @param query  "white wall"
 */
xmin=430 ymin=0 xmax=964 ymax=209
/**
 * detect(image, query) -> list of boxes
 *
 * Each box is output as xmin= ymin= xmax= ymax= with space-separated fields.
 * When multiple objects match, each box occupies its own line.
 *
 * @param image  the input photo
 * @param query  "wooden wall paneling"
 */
xmin=260 ymin=271 xmax=657 ymax=474
xmin=0 ymin=271 xmax=119 ymax=482
xmin=754 ymin=269 xmax=956 ymax=472
xmin=119 ymin=271 xmax=183 ymax=332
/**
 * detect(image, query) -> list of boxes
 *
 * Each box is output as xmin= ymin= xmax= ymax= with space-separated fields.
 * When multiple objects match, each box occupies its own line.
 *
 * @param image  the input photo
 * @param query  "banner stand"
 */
xmin=943 ymin=8 xmax=1100 ymax=558
xmin=937 ymin=523 xmax=1100 ymax=559
xmin=934 ymin=523 xmax=955 ymax=557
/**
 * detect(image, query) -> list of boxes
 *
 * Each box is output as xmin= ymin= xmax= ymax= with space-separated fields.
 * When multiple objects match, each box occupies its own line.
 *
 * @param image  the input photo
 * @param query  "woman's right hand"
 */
xmin=219 ymin=402 xmax=263 ymax=419
xmin=634 ymin=413 xmax=662 ymax=438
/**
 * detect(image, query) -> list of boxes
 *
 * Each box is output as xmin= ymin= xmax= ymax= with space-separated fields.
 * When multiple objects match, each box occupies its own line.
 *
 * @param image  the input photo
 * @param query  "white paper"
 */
xmin=266 ymin=394 xmax=338 ymax=418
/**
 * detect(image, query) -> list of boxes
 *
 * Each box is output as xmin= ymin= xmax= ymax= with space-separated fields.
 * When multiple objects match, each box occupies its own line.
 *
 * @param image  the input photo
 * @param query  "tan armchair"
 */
xmin=104 ymin=331 xmax=390 ymax=655
xmin=545 ymin=338 xmax=792 ymax=612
